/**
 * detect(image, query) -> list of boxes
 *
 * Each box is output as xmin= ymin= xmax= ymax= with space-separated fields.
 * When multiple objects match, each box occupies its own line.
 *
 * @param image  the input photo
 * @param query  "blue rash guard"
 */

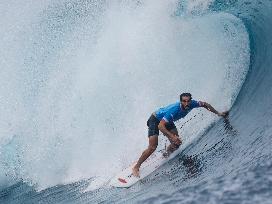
xmin=154 ymin=100 xmax=204 ymax=123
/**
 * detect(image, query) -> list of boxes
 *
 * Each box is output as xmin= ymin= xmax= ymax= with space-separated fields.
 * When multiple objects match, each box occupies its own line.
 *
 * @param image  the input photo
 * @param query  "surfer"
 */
xmin=132 ymin=93 xmax=228 ymax=177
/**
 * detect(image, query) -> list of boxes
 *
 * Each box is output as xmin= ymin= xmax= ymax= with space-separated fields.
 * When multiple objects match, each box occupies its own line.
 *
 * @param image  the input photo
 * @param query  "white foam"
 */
xmin=0 ymin=0 xmax=249 ymax=190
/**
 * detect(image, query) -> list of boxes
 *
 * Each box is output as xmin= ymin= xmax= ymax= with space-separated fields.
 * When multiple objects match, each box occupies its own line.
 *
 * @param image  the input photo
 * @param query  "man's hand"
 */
xmin=217 ymin=111 xmax=229 ymax=118
xmin=170 ymin=134 xmax=182 ymax=146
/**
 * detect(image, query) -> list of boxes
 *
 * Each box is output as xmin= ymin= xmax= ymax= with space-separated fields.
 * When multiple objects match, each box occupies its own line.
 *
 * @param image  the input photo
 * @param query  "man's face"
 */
xmin=181 ymin=96 xmax=191 ymax=109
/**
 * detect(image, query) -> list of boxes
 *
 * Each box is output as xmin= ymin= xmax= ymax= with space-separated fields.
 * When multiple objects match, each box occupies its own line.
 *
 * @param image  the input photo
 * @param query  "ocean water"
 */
xmin=0 ymin=0 xmax=271 ymax=203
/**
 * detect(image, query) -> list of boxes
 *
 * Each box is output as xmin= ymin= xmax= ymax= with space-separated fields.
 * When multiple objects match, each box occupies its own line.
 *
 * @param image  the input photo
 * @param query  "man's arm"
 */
xmin=158 ymin=120 xmax=181 ymax=145
xmin=202 ymin=102 xmax=228 ymax=117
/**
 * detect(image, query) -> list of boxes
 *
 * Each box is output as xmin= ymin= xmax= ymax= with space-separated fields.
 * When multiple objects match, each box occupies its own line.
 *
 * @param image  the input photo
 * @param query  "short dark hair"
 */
xmin=180 ymin=93 xmax=192 ymax=101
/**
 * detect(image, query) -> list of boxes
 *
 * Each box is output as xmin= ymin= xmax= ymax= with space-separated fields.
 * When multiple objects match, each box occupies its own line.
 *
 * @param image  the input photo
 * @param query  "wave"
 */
xmin=0 ymin=0 xmax=271 ymax=203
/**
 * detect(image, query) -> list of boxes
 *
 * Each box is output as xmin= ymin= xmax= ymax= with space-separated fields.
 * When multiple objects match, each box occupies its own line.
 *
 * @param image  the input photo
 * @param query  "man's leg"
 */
xmin=132 ymin=135 xmax=158 ymax=177
xmin=164 ymin=128 xmax=182 ymax=157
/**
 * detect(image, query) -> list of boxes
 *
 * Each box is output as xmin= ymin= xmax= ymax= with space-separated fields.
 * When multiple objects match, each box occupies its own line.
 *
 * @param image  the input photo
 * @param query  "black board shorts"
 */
xmin=147 ymin=114 xmax=176 ymax=137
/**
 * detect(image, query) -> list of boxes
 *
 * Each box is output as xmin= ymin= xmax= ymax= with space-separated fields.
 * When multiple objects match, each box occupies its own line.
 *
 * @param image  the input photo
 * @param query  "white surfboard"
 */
xmin=108 ymin=150 xmax=171 ymax=188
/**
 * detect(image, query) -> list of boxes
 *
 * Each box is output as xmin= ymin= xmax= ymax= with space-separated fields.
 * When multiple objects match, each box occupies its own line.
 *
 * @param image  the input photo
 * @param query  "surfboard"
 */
xmin=108 ymin=150 xmax=170 ymax=188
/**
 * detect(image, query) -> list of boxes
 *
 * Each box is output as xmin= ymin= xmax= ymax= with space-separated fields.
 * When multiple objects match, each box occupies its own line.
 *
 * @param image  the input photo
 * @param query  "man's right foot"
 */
xmin=132 ymin=166 xmax=140 ymax=178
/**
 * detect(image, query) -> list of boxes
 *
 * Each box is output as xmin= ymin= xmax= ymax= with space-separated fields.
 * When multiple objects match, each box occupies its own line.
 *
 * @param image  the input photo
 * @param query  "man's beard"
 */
xmin=184 ymin=105 xmax=190 ymax=110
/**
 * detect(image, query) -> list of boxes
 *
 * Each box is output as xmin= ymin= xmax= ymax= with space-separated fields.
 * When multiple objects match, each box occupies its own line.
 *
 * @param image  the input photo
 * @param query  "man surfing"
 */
xmin=132 ymin=93 xmax=228 ymax=177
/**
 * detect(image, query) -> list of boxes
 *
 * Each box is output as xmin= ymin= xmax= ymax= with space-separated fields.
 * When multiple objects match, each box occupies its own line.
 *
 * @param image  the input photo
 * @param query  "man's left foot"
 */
xmin=132 ymin=166 xmax=140 ymax=178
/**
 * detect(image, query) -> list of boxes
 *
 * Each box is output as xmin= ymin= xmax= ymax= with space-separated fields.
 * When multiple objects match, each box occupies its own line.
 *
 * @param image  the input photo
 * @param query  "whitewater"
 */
xmin=0 ymin=0 xmax=271 ymax=203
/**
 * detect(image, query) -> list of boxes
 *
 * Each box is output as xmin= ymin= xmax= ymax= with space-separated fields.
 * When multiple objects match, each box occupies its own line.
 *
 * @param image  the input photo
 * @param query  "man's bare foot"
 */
xmin=132 ymin=166 xmax=140 ymax=178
